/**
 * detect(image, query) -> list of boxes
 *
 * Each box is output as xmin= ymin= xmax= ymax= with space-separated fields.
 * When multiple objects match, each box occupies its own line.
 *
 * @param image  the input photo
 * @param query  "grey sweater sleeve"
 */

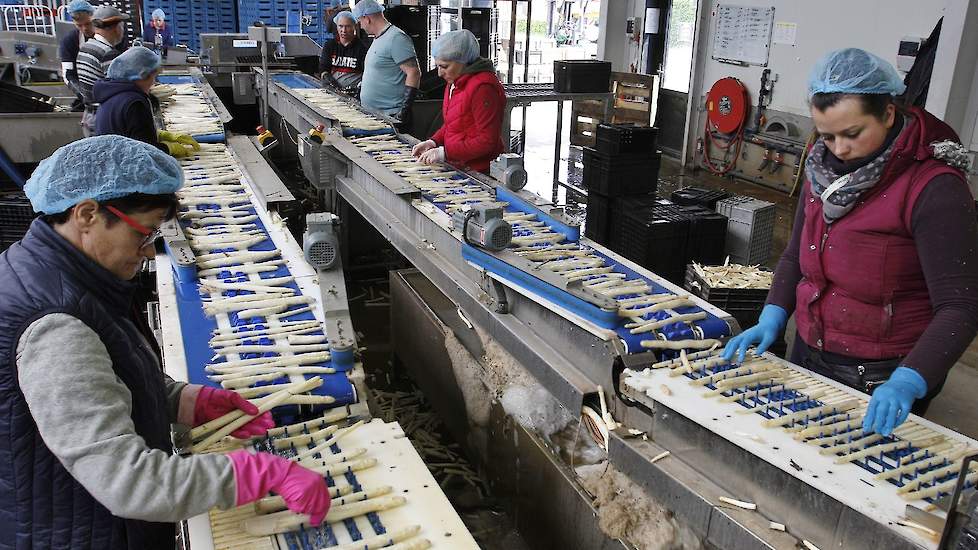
xmin=163 ymin=374 xmax=188 ymax=424
xmin=16 ymin=313 xmax=238 ymax=522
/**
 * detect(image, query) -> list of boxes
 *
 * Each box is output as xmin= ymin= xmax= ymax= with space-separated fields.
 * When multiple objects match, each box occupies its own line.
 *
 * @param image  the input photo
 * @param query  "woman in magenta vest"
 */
xmin=411 ymin=29 xmax=505 ymax=173
xmin=724 ymin=48 xmax=978 ymax=437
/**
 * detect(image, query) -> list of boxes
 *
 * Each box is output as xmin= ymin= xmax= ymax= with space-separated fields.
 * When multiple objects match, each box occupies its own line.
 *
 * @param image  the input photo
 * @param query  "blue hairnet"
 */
xmin=67 ymin=0 xmax=94 ymax=16
xmin=25 ymin=136 xmax=184 ymax=214
xmin=151 ymin=8 xmax=165 ymax=20
xmin=333 ymin=10 xmax=355 ymax=26
xmin=352 ymin=0 xmax=383 ymax=19
xmin=432 ymin=29 xmax=480 ymax=64
xmin=107 ymin=46 xmax=161 ymax=81
xmin=808 ymin=48 xmax=906 ymax=97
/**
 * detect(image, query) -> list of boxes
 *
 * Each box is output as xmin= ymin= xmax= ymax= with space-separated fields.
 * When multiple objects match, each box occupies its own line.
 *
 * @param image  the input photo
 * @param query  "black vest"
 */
xmin=0 ymin=219 xmax=174 ymax=550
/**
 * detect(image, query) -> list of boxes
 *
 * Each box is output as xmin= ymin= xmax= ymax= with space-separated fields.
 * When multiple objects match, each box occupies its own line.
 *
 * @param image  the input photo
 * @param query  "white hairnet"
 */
xmin=333 ymin=10 xmax=355 ymax=26
xmin=351 ymin=0 xmax=383 ymax=19
xmin=808 ymin=48 xmax=906 ymax=97
xmin=432 ymin=29 xmax=480 ymax=64
xmin=151 ymin=8 xmax=166 ymax=20
xmin=107 ymin=46 xmax=161 ymax=81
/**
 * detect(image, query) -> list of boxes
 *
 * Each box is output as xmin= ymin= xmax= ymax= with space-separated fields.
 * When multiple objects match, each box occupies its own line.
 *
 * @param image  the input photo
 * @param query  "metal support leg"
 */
xmin=482 ymin=273 xmax=510 ymax=314
xmin=552 ymin=99 xmax=563 ymax=204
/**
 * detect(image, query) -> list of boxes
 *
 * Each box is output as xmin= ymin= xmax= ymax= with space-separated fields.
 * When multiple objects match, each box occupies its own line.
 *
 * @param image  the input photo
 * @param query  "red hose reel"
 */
xmin=702 ymin=77 xmax=750 ymax=175
xmin=706 ymin=77 xmax=750 ymax=133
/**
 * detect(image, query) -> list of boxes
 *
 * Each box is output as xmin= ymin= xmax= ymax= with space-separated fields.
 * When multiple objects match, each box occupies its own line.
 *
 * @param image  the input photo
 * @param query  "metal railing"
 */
xmin=0 ymin=3 xmax=58 ymax=34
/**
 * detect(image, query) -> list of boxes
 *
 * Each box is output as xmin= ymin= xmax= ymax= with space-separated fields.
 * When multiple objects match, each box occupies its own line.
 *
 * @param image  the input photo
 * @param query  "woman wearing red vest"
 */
xmin=411 ymin=29 xmax=505 ymax=173
xmin=725 ymin=48 xmax=978 ymax=437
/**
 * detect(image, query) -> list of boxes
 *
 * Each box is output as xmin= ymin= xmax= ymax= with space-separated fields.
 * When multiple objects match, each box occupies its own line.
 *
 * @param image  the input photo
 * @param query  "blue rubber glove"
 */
xmin=721 ymin=304 xmax=788 ymax=364
xmin=862 ymin=366 xmax=927 ymax=437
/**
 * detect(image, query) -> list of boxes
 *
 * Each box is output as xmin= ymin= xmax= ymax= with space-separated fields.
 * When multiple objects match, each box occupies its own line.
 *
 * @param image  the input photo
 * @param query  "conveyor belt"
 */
xmin=157 ymin=141 xmax=359 ymax=418
xmin=621 ymin=349 xmax=978 ymax=549
xmin=341 ymin=132 xmax=731 ymax=350
xmin=157 ymin=70 xmax=227 ymax=143
xmin=257 ymin=69 xmax=735 ymax=412
xmin=195 ymin=417 xmax=478 ymax=550
xmin=254 ymin=76 xmax=978 ymax=549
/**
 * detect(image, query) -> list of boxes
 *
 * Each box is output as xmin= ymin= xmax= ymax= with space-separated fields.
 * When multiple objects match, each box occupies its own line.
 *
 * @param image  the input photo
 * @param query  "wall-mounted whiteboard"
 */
xmin=712 ymin=4 xmax=776 ymax=66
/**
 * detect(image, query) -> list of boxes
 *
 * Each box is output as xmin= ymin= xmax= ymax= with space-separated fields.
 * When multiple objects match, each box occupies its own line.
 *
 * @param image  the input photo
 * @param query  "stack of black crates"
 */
xmin=612 ymin=200 xmax=728 ymax=285
xmin=583 ymin=123 xmax=660 ymax=246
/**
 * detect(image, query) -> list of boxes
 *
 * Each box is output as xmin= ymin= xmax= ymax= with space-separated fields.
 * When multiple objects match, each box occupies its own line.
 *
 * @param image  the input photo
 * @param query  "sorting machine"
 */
xmin=252 ymin=70 xmax=978 ymax=550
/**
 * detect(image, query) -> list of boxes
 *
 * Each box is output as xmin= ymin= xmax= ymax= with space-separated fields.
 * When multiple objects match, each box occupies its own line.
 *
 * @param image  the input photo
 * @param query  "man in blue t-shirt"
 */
xmin=352 ymin=0 xmax=420 ymax=124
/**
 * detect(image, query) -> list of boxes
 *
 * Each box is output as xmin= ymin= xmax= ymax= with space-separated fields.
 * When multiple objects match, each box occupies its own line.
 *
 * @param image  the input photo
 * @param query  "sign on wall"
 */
xmin=711 ymin=4 xmax=776 ymax=66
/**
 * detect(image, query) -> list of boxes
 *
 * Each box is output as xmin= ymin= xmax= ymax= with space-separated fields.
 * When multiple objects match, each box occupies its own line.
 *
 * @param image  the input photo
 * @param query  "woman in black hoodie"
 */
xmin=94 ymin=46 xmax=199 ymax=157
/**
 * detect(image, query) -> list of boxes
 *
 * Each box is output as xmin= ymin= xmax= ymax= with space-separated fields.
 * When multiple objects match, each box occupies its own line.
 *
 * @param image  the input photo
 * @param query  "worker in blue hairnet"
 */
xmin=319 ymin=10 xmax=369 ymax=93
xmin=353 ymin=0 xmax=420 ymax=125
xmin=94 ymin=46 xmax=199 ymax=157
xmin=412 ymin=30 xmax=504 ymax=173
xmin=142 ymin=8 xmax=174 ymax=54
xmin=0 ymin=136 xmax=332 ymax=550
xmin=59 ymin=0 xmax=96 ymax=111
xmin=725 ymin=48 xmax=978 ymax=438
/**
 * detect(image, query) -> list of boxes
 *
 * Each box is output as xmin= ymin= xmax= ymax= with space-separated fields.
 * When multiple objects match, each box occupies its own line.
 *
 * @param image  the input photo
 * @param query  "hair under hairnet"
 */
xmin=25 ymin=136 xmax=184 ymax=215
xmin=151 ymin=8 xmax=166 ymax=20
xmin=808 ymin=48 xmax=906 ymax=97
xmin=107 ymin=46 xmax=161 ymax=81
xmin=432 ymin=29 xmax=480 ymax=64
xmin=333 ymin=10 xmax=356 ymax=26
xmin=67 ymin=0 xmax=94 ymax=16
xmin=351 ymin=0 xmax=383 ymax=19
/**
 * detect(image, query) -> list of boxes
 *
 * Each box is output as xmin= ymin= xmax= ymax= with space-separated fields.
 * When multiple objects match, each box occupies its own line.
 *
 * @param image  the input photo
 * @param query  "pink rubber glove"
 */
xmin=228 ymin=450 xmax=332 ymax=525
xmin=193 ymin=386 xmax=276 ymax=438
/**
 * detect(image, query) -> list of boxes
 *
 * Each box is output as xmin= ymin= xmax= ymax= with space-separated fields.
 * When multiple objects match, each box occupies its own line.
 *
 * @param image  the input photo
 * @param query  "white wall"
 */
xmin=688 ymin=0 xmax=947 ymax=119
xmin=679 ymin=0 xmax=956 ymax=168
xmin=596 ymin=0 xmax=648 ymax=72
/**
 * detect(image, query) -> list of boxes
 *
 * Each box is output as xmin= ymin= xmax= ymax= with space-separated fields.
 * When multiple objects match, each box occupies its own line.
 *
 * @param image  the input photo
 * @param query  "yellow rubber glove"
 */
xmin=157 ymin=130 xmax=178 ymax=142
xmin=173 ymin=133 xmax=201 ymax=151
xmin=162 ymin=140 xmax=191 ymax=158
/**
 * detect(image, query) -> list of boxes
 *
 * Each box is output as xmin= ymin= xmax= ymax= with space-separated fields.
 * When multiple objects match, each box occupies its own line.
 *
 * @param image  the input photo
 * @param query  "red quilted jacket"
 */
xmin=431 ymin=59 xmax=506 ymax=172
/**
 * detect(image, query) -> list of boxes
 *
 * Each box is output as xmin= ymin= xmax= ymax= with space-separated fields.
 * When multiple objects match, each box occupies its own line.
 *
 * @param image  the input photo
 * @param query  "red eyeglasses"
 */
xmin=104 ymin=205 xmax=162 ymax=248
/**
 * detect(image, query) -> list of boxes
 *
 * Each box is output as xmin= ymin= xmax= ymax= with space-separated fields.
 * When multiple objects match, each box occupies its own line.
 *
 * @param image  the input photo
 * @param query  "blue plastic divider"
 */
xmin=239 ymin=0 xmax=330 ymax=45
xmin=272 ymin=72 xmax=320 ymax=88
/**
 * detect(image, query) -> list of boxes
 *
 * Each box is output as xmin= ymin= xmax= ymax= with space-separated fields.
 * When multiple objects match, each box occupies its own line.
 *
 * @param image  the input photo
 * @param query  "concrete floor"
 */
xmin=516 ymin=105 xmax=978 ymax=440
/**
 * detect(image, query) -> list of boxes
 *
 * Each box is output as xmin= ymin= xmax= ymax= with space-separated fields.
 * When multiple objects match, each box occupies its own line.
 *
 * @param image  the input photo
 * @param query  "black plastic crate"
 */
xmin=0 ymin=195 xmax=37 ymax=252
xmin=684 ymin=263 xmax=770 ymax=328
xmin=584 ymin=192 xmax=612 ymax=245
xmin=0 ymin=81 xmax=55 ymax=114
xmin=554 ymin=60 xmax=612 ymax=93
xmin=612 ymin=206 xmax=690 ymax=284
xmin=678 ymin=205 xmax=728 ymax=265
xmin=670 ymin=186 xmax=731 ymax=210
xmin=595 ymin=123 xmax=658 ymax=155
xmin=582 ymin=147 xmax=660 ymax=197
xmin=585 ymin=193 xmax=657 ymax=245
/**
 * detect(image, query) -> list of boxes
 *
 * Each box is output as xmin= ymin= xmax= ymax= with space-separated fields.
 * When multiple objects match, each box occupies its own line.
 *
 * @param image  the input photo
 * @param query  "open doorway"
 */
xmin=656 ymin=0 xmax=698 ymax=156
xmin=497 ymin=0 xmax=603 ymax=204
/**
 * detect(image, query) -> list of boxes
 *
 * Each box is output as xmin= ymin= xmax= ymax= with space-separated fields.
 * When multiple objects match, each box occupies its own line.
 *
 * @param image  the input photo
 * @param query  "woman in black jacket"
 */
xmin=94 ymin=46 xmax=199 ymax=157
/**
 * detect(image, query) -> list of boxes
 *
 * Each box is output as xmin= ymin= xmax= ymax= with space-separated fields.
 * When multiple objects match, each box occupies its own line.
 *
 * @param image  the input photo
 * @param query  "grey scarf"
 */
xmin=805 ymin=134 xmax=896 ymax=224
